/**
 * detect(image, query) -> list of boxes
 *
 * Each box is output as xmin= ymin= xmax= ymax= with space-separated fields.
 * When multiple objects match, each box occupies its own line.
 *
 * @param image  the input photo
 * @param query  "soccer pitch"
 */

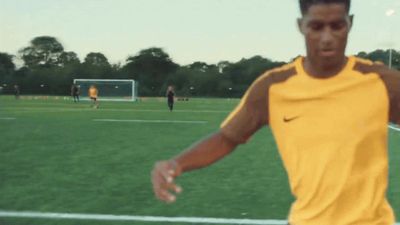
xmin=0 ymin=96 xmax=399 ymax=225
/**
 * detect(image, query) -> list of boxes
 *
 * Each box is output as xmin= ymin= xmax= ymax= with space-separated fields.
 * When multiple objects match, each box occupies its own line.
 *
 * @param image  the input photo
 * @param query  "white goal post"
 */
xmin=73 ymin=79 xmax=138 ymax=102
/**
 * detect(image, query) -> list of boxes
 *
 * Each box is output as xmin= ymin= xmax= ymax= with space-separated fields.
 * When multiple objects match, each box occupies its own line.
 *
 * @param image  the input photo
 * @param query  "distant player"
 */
xmin=88 ymin=85 xmax=99 ymax=109
xmin=14 ymin=85 xmax=20 ymax=100
xmin=71 ymin=84 xmax=80 ymax=103
xmin=166 ymin=86 xmax=175 ymax=111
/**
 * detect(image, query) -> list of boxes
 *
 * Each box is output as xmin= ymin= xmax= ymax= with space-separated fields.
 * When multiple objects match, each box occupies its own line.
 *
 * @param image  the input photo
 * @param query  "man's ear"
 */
xmin=348 ymin=14 xmax=354 ymax=31
xmin=297 ymin=18 xmax=305 ymax=35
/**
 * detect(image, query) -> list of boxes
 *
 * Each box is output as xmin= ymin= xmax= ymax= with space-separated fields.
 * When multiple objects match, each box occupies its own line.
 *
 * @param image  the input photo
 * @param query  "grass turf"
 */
xmin=0 ymin=96 xmax=398 ymax=225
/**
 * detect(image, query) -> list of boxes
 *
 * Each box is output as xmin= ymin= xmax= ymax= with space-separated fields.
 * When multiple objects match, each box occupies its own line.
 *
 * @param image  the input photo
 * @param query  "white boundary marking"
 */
xmin=3 ymin=107 xmax=229 ymax=114
xmin=93 ymin=119 xmax=208 ymax=124
xmin=0 ymin=210 xmax=287 ymax=224
xmin=389 ymin=124 xmax=400 ymax=132
xmin=0 ymin=210 xmax=398 ymax=225
xmin=0 ymin=117 xmax=16 ymax=120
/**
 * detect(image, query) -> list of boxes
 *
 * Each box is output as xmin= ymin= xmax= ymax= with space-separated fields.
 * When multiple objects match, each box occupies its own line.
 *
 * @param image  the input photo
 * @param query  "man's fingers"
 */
xmin=171 ymin=183 xmax=182 ymax=193
xmin=155 ymin=180 xmax=182 ymax=198
xmin=152 ymin=160 xmax=183 ymax=203
xmin=158 ymin=190 xmax=177 ymax=203
xmin=154 ymin=161 xmax=175 ymax=183
xmin=158 ymin=172 xmax=182 ymax=194
xmin=160 ymin=168 xmax=173 ymax=183
xmin=155 ymin=188 xmax=178 ymax=203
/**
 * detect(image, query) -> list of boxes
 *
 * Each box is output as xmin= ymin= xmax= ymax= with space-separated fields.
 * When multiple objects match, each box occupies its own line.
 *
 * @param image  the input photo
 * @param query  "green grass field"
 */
xmin=0 ymin=96 xmax=399 ymax=225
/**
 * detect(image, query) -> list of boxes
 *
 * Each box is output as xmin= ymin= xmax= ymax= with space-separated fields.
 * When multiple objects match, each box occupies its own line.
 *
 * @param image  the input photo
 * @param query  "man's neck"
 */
xmin=303 ymin=56 xmax=348 ymax=78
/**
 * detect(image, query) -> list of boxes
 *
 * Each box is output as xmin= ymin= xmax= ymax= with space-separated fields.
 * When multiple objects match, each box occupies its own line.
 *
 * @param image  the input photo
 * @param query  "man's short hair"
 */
xmin=299 ymin=0 xmax=351 ymax=15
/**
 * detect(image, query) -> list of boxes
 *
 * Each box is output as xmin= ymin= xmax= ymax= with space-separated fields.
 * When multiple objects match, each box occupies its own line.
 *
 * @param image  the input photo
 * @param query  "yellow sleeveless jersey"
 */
xmin=221 ymin=56 xmax=400 ymax=225
xmin=89 ymin=87 xmax=98 ymax=98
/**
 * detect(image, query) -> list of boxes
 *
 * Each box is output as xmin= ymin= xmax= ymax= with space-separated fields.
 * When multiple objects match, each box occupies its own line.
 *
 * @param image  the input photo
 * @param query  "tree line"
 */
xmin=0 ymin=36 xmax=399 ymax=98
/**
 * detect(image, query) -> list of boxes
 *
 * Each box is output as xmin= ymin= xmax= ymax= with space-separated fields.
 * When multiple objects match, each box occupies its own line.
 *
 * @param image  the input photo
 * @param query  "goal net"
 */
xmin=73 ymin=79 xmax=137 ymax=102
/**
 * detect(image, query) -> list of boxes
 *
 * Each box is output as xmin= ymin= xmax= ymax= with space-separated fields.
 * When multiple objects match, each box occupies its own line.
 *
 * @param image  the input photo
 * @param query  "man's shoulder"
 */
xmin=252 ymin=61 xmax=298 ymax=88
xmin=352 ymin=57 xmax=400 ymax=95
xmin=244 ymin=61 xmax=298 ymax=101
xmin=353 ymin=56 xmax=399 ymax=76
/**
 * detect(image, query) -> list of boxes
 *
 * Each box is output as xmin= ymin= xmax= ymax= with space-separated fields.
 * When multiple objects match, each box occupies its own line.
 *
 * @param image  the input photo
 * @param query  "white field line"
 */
xmin=0 ymin=210 xmax=287 ymax=224
xmin=389 ymin=124 xmax=400 ymax=132
xmin=0 ymin=117 xmax=16 ymax=120
xmin=3 ymin=107 xmax=229 ymax=114
xmin=91 ymin=108 xmax=229 ymax=113
xmin=2 ymin=105 xmax=400 ymax=130
xmin=0 ymin=210 xmax=398 ymax=225
xmin=93 ymin=119 xmax=207 ymax=124
xmin=2 ymin=107 xmax=92 ymax=113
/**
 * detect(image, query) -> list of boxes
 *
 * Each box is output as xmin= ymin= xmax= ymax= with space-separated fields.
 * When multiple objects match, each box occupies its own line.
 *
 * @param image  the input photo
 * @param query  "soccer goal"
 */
xmin=73 ymin=79 xmax=138 ymax=102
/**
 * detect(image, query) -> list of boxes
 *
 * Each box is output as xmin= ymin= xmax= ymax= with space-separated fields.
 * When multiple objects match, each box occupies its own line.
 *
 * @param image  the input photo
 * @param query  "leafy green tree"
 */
xmin=356 ymin=49 xmax=400 ymax=70
xmin=165 ymin=67 xmax=190 ymax=95
xmin=365 ymin=49 xmax=387 ymax=63
xmin=223 ymin=56 xmax=285 ymax=97
xmin=166 ymin=61 xmax=232 ymax=97
xmin=11 ymin=67 xmax=30 ymax=94
xmin=58 ymin=51 xmax=80 ymax=66
xmin=386 ymin=49 xmax=400 ymax=70
xmin=19 ymin=36 xmax=64 ymax=68
xmin=393 ymin=51 xmax=400 ymax=70
xmin=356 ymin=51 xmax=368 ymax=59
xmin=0 ymin=52 xmax=15 ymax=85
xmin=217 ymin=61 xmax=231 ymax=74
xmin=124 ymin=47 xmax=178 ymax=96
xmin=78 ymin=52 xmax=113 ymax=79
xmin=84 ymin=52 xmax=110 ymax=67
xmin=184 ymin=62 xmax=220 ymax=97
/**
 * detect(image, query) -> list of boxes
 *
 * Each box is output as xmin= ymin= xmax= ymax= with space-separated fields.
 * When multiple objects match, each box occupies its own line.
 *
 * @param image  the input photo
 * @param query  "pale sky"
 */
xmin=0 ymin=0 xmax=399 ymax=65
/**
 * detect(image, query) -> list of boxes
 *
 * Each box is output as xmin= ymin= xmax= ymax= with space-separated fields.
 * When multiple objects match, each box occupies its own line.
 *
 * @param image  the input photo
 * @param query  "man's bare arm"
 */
xmin=151 ymin=131 xmax=238 ymax=203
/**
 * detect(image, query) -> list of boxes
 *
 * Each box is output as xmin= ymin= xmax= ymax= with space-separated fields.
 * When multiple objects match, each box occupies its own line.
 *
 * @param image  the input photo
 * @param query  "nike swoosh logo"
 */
xmin=283 ymin=116 xmax=300 ymax=123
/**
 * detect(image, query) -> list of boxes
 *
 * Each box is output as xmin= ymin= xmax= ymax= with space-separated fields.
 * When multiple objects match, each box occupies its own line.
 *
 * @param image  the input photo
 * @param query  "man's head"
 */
xmin=299 ymin=0 xmax=350 ymax=16
xmin=298 ymin=0 xmax=353 ymax=71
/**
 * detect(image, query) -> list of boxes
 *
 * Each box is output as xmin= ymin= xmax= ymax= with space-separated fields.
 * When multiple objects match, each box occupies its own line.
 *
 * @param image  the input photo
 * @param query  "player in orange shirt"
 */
xmin=88 ymin=85 xmax=99 ymax=109
xmin=151 ymin=0 xmax=400 ymax=224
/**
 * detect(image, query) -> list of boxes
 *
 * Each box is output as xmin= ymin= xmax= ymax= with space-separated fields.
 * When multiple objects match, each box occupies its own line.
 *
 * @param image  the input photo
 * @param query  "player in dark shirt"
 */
xmin=166 ymin=86 xmax=175 ymax=112
xmin=71 ymin=84 xmax=80 ymax=103
xmin=14 ymin=85 xmax=20 ymax=100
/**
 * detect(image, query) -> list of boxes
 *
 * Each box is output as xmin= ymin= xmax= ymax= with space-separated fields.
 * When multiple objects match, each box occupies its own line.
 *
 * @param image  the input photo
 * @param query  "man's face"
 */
xmin=298 ymin=3 xmax=352 ymax=67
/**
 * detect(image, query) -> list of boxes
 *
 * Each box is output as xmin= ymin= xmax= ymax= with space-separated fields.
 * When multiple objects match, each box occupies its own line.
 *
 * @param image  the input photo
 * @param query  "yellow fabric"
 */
xmin=89 ymin=87 xmax=98 ymax=98
xmin=221 ymin=56 xmax=397 ymax=225
xmin=272 ymin=56 xmax=394 ymax=224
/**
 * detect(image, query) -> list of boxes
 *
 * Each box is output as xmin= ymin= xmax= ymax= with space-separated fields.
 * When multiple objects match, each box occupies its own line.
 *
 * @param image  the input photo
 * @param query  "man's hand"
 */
xmin=151 ymin=132 xmax=238 ymax=203
xmin=151 ymin=160 xmax=182 ymax=203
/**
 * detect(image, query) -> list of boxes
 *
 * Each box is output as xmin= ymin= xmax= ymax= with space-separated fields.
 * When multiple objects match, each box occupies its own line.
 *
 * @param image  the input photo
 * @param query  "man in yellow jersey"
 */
xmin=151 ymin=0 xmax=400 ymax=224
xmin=88 ymin=85 xmax=99 ymax=109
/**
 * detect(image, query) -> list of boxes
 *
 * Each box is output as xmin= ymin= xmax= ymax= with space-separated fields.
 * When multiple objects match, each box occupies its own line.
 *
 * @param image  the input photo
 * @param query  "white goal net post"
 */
xmin=73 ymin=79 xmax=138 ymax=102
